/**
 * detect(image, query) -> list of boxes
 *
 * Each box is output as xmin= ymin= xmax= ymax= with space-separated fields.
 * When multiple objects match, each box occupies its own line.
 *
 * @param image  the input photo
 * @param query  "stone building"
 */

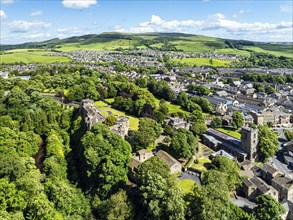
xmin=110 ymin=116 xmax=129 ymax=138
xmin=241 ymin=127 xmax=259 ymax=161
xmin=251 ymin=164 xmax=293 ymax=202
xmin=80 ymin=99 xmax=105 ymax=129
xmin=215 ymin=102 xmax=228 ymax=116
xmin=271 ymin=175 xmax=293 ymax=202
xmin=250 ymin=110 xmax=291 ymax=126
xmin=156 ymin=150 xmax=182 ymax=174
xmin=204 ymin=128 xmax=247 ymax=161
xmin=129 ymin=149 xmax=154 ymax=173
xmin=242 ymin=176 xmax=279 ymax=201
xmin=164 ymin=116 xmax=191 ymax=130
xmin=136 ymin=149 xmax=154 ymax=162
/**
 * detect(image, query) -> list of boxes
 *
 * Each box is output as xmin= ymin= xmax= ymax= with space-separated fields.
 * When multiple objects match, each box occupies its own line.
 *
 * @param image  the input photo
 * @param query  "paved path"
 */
xmin=231 ymin=197 xmax=257 ymax=209
xmin=179 ymin=171 xmax=201 ymax=185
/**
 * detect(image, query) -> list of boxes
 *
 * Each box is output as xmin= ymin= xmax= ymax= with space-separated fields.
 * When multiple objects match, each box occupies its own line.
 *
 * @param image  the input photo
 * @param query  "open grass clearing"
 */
xmin=216 ymin=127 xmax=241 ymax=139
xmin=178 ymin=179 xmax=195 ymax=194
xmin=169 ymin=57 xmax=230 ymax=67
xmin=243 ymin=45 xmax=293 ymax=58
xmin=0 ymin=50 xmax=70 ymax=64
xmin=154 ymin=97 xmax=190 ymax=115
xmin=94 ymin=100 xmax=109 ymax=107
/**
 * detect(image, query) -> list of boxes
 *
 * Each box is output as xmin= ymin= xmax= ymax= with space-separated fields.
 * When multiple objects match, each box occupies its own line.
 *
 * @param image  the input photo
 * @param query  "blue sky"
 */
xmin=1 ymin=0 xmax=292 ymax=44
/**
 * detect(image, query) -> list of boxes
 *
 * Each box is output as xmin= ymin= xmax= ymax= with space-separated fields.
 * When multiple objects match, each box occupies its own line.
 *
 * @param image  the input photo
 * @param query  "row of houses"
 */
xmin=241 ymin=162 xmax=293 ymax=203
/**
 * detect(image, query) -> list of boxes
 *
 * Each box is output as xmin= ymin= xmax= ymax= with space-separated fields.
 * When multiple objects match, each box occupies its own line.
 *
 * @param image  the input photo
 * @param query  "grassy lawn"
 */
xmin=59 ymin=39 xmax=134 ymax=52
xmin=154 ymin=97 xmax=190 ymax=115
xmin=192 ymin=142 xmax=213 ymax=173
xmin=243 ymin=45 xmax=293 ymax=58
xmin=216 ymin=127 xmax=241 ymax=139
xmin=214 ymin=48 xmax=251 ymax=57
xmin=178 ymin=179 xmax=195 ymax=194
xmin=104 ymin=98 xmax=115 ymax=104
xmin=97 ymin=106 xmax=139 ymax=130
xmin=94 ymin=100 xmax=109 ymax=107
xmin=0 ymin=49 xmax=71 ymax=63
xmin=169 ymin=58 xmax=230 ymax=67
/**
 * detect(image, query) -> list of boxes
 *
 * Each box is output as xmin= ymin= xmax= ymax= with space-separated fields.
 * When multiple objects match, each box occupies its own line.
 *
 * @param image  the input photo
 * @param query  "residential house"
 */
xmin=156 ymin=150 xmax=182 ymax=174
xmin=272 ymin=174 xmax=293 ymax=202
xmin=242 ymin=176 xmax=279 ymax=201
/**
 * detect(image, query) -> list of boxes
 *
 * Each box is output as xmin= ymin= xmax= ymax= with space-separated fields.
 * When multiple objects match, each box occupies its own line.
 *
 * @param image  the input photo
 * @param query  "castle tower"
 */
xmin=241 ymin=127 xmax=259 ymax=161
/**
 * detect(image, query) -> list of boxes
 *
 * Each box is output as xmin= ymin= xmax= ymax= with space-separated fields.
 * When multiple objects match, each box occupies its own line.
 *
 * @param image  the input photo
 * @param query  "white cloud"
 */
xmin=151 ymin=15 xmax=164 ymax=25
xmin=211 ymin=13 xmax=225 ymax=20
xmin=280 ymin=2 xmax=293 ymax=13
xmin=1 ymin=0 xmax=13 ymax=4
xmin=62 ymin=0 xmax=97 ymax=9
xmin=122 ymin=14 xmax=292 ymax=42
xmin=8 ymin=20 xmax=52 ymax=32
xmin=0 ymin=10 xmax=7 ymax=19
xmin=30 ymin=10 xmax=43 ymax=17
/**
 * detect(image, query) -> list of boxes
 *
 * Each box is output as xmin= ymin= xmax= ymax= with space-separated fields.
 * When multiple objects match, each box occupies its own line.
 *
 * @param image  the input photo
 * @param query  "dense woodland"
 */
xmin=0 ymin=65 xmax=286 ymax=219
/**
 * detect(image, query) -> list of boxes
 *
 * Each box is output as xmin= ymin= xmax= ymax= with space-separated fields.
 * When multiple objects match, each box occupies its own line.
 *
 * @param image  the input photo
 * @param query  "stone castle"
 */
xmin=80 ymin=99 xmax=106 ymax=129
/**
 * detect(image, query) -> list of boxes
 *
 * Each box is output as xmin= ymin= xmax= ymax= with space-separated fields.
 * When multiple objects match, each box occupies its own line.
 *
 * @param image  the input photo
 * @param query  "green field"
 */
xmin=178 ymin=179 xmax=195 ymax=194
xmin=60 ymin=39 xmax=136 ymax=52
xmin=0 ymin=49 xmax=71 ymax=64
xmin=154 ymin=98 xmax=190 ymax=115
xmin=214 ymin=48 xmax=251 ymax=56
xmin=216 ymin=127 xmax=241 ymax=139
xmin=243 ymin=45 xmax=293 ymax=58
xmin=94 ymin=100 xmax=109 ymax=107
xmin=169 ymin=57 xmax=230 ymax=67
xmin=104 ymin=98 xmax=115 ymax=104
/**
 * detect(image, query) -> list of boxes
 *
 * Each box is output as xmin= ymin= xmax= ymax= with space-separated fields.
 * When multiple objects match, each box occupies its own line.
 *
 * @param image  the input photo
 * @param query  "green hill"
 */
xmin=0 ymin=32 xmax=292 ymax=64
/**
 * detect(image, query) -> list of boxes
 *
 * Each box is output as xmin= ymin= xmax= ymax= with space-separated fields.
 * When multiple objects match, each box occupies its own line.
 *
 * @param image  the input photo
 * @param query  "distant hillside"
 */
xmin=1 ymin=32 xmax=292 ymax=57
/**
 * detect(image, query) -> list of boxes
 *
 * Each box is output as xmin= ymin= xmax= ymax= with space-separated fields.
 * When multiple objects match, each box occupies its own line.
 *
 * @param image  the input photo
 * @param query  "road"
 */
xmin=271 ymin=155 xmax=293 ymax=178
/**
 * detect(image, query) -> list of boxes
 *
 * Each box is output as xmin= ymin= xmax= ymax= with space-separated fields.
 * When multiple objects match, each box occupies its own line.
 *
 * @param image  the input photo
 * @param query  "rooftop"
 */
xmin=156 ymin=150 xmax=181 ymax=168
xmin=250 ymin=177 xmax=274 ymax=194
xmin=272 ymin=174 xmax=293 ymax=190
xmin=206 ymin=128 xmax=241 ymax=148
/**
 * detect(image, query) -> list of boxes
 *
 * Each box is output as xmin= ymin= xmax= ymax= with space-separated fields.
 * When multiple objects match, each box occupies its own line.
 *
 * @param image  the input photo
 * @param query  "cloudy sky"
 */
xmin=0 ymin=0 xmax=292 ymax=44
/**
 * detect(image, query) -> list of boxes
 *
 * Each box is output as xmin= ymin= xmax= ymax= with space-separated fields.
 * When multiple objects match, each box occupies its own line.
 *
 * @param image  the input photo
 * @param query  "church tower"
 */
xmin=241 ymin=127 xmax=259 ymax=161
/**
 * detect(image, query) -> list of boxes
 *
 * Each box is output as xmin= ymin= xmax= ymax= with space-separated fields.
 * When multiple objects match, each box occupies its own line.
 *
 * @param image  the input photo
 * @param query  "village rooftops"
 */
xmin=249 ymin=177 xmax=275 ymax=194
xmin=272 ymin=175 xmax=293 ymax=190
xmin=261 ymin=164 xmax=280 ymax=176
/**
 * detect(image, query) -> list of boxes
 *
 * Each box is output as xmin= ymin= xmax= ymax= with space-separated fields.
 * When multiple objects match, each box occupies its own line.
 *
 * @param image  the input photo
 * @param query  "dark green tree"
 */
xmin=253 ymin=195 xmax=285 ymax=220
xmin=232 ymin=111 xmax=245 ymax=129
xmin=170 ymin=128 xmax=197 ymax=159
xmin=258 ymin=125 xmax=279 ymax=162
